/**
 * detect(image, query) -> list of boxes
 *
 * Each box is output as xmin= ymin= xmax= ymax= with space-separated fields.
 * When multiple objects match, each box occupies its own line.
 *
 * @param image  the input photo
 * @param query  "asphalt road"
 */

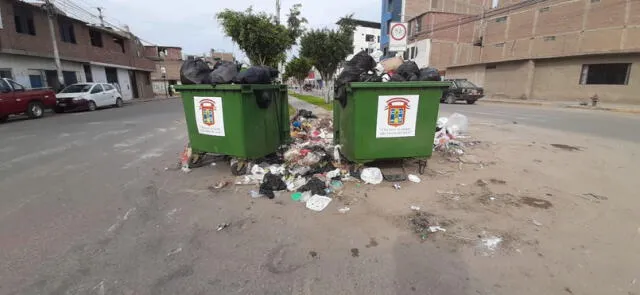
xmin=0 ymin=99 xmax=639 ymax=294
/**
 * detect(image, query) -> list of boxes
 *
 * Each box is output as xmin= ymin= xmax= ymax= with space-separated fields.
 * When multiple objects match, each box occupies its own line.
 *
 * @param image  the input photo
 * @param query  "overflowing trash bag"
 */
xmin=233 ymin=66 xmax=279 ymax=84
xmin=394 ymin=61 xmax=421 ymax=81
xmin=335 ymin=51 xmax=377 ymax=106
xmin=180 ymin=58 xmax=212 ymax=85
xmin=418 ymin=67 xmax=441 ymax=81
xmin=206 ymin=61 xmax=238 ymax=85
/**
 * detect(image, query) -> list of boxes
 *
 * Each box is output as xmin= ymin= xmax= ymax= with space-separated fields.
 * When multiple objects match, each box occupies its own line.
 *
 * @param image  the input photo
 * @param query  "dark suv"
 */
xmin=441 ymin=79 xmax=484 ymax=104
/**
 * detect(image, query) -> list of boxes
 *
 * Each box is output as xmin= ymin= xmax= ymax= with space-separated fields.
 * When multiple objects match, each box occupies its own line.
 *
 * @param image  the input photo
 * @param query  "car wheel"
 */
xmin=445 ymin=94 xmax=457 ymax=104
xmin=115 ymin=98 xmax=123 ymax=108
xmin=27 ymin=101 xmax=45 ymax=118
xmin=88 ymin=101 xmax=97 ymax=111
xmin=466 ymin=99 xmax=476 ymax=105
xmin=0 ymin=115 xmax=8 ymax=123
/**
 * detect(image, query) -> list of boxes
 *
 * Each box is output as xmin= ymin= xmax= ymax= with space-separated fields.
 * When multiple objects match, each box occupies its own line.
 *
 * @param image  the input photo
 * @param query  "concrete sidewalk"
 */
xmin=288 ymin=95 xmax=331 ymax=115
xmin=481 ymin=98 xmax=640 ymax=114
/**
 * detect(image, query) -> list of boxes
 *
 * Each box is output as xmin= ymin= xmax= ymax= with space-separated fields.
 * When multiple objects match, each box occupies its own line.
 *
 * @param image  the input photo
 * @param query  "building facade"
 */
xmin=380 ymin=0 xmax=404 ymax=56
xmin=401 ymin=0 xmax=640 ymax=103
xmin=0 ymin=0 xmax=155 ymax=99
xmin=145 ymin=46 xmax=182 ymax=96
xmin=338 ymin=19 xmax=381 ymax=55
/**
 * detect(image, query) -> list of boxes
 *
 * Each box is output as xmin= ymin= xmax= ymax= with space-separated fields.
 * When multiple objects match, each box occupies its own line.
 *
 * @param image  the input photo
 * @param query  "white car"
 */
xmin=55 ymin=83 xmax=123 ymax=112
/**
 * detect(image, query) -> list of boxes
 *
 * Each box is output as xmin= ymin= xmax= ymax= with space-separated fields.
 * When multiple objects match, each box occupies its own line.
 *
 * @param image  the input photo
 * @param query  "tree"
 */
xmin=284 ymin=57 xmax=312 ymax=91
xmin=217 ymin=5 xmax=307 ymax=68
xmin=299 ymin=16 xmax=356 ymax=102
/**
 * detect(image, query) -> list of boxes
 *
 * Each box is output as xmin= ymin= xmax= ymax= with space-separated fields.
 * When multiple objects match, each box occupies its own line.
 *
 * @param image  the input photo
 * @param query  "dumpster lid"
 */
xmin=174 ymin=84 xmax=286 ymax=91
xmin=348 ymin=81 xmax=451 ymax=89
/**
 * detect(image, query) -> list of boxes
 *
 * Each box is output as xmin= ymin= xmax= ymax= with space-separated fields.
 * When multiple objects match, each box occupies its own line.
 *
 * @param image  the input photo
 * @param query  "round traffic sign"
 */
xmin=390 ymin=23 xmax=407 ymax=41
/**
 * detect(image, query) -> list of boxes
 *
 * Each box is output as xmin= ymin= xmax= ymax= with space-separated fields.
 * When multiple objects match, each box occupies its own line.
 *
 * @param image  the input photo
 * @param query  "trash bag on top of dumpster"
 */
xmin=418 ymin=67 xmax=441 ymax=81
xmin=335 ymin=51 xmax=377 ymax=107
xmin=394 ymin=61 xmax=420 ymax=81
xmin=180 ymin=58 xmax=212 ymax=85
xmin=233 ymin=66 xmax=279 ymax=84
xmin=205 ymin=61 xmax=238 ymax=85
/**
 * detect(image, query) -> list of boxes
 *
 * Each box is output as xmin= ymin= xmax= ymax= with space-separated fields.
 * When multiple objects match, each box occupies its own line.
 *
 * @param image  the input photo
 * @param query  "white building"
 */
xmin=337 ymin=19 xmax=381 ymax=55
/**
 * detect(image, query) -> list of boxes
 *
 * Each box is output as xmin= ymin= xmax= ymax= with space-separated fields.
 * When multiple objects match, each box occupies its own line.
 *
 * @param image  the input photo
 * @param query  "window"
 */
xmin=590 ymin=0 xmax=600 ymax=3
xmin=495 ymin=16 xmax=507 ymax=23
xmin=104 ymin=84 xmax=114 ymax=91
xmin=9 ymin=80 xmax=25 ymax=91
xmin=58 ymin=19 xmax=76 ymax=44
xmin=415 ymin=16 xmax=422 ymax=33
xmin=486 ymin=64 xmax=497 ymax=69
xmin=0 ymin=79 xmax=10 ymax=92
xmin=580 ymin=63 xmax=630 ymax=85
xmin=543 ymin=36 xmax=556 ymax=41
xmin=377 ymin=36 xmax=380 ymax=42
xmin=0 ymin=69 xmax=12 ymax=79
xmin=89 ymin=29 xmax=103 ymax=47
xmin=491 ymin=0 xmax=499 ymax=8
xmin=113 ymin=37 xmax=125 ymax=53
xmin=387 ymin=0 xmax=393 ymax=12
xmin=62 ymin=71 xmax=77 ymax=85
xmin=432 ymin=0 xmax=439 ymax=9
xmin=13 ymin=5 xmax=35 ymax=35
xmin=0 ymin=7 xmax=4 ymax=29
xmin=365 ymin=34 xmax=375 ymax=42
xmin=90 ymin=84 xmax=104 ymax=94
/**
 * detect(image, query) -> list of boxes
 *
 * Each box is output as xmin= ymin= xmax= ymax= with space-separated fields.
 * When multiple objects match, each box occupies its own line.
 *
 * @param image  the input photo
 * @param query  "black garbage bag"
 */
xmin=205 ymin=61 xmax=238 ymax=85
xmin=259 ymin=172 xmax=287 ymax=199
xmin=297 ymin=177 xmax=327 ymax=196
xmin=418 ymin=67 xmax=441 ymax=81
xmin=180 ymin=59 xmax=212 ymax=85
xmin=233 ymin=66 xmax=279 ymax=84
xmin=389 ymin=73 xmax=407 ymax=82
xmin=335 ymin=51 xmax=377 ymax=106
xmin=394 ymin=61 xmax=420 ymax=81
xmin=360 ymin=71 xmax=383 ymax=82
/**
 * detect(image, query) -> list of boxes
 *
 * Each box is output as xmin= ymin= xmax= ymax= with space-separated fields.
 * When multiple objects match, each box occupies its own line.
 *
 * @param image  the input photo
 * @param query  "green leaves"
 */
xmin=216 ymin=5 xmax=307 ymax=67
xmin=299 ymin=15 xmax=356 ymax=81
xmin=284 ymin=57 xmax=312 ymax=85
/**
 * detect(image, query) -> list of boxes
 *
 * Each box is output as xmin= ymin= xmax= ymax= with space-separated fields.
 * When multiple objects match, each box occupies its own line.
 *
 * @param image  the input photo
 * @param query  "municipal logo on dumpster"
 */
xmin=376 ymin=95 xmax=419 ymax=138
xmin=194 ymin=96 xmax=225 ymax=136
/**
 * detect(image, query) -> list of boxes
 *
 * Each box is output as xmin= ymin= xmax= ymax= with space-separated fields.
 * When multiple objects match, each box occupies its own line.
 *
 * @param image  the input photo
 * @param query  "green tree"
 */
xmin=284 ymin=57 xmax=312 ymax=91
xmin=299 ymin=16 xmax=356 ymax=102
xmin=216 ymin=5 xmax=307 ymax=67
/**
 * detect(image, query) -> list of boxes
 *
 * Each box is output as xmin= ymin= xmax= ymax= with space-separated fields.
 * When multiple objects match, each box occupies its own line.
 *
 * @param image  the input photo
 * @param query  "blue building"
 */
xmin=380 ymin=0 xmax=403 ymax=56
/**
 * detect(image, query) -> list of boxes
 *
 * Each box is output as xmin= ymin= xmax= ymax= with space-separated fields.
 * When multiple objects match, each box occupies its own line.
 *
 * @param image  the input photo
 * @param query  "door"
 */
xmin=0 ymin=79 xmax=16 ymax=116
xmin=102 ymin=84 xmax=117 ymax=104
xmin=89 ymin=84 xmax=105 ymax=106
xmin=128 ymin=70 xmax=139 ymax=99
xmin=7 ymin=80 xmax=28 ymax=112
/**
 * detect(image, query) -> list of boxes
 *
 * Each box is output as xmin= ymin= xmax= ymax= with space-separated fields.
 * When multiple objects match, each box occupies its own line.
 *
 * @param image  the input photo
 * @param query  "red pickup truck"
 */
xmin=0 ymin=78 xmax=57 ymax=122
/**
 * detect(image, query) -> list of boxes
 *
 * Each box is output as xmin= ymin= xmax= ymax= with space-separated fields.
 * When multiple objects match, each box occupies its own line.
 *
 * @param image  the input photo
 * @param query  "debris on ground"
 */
xmin=306 ymin=195 xmax=332 ymax=212
xmin=476 ymin=236 xmax=503 ymax=256
xmin=212 ymin=181 xmax=229 ymax=190
xmin=338 ymin=207 xmax=351 ymax=214
xmin=361 ymin=167 xmax=383 ymax=184
xmin=582 ymin=193 xmax=608 ymax=201
xmin=298 ymin=177 xmax=327 ymax=196
xmin=259 ymin=172 xmax=287 ymax=199
xmin=521 ymin=197 xmax=553 ymax=209
xmin=407 ymin=174 xmax=421 ymax=183
xmin=216 ymin=223 xmax=230 ymax=231
xmin=551 ymin=144 xmax=582 ymax=151
xmin=531 ymin=219 xmax=543 ymax=226
xmin=393 ymin=183 xmax=402 ymax=190
xmin=428 ymin=226 xmax=447 ymax=233
xmin=410 ymin=205 xmax=421 ymax=211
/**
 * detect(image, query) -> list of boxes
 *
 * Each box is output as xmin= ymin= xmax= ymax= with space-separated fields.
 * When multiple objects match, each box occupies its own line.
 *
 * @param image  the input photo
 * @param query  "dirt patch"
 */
xmin=551 ymin=144 xmax=582 ymax=151
xmin=350 ymin=248 xmax=359 ymax=257
xmin=365 ymin=237 xmax=378 ymax=248
xmin=520 ymin=197 xmax=553 ymax=209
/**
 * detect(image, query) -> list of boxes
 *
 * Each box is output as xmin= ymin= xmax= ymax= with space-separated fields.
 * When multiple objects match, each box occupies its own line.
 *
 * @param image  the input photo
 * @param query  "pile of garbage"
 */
xmin=433 ymin=113 xmax=478 ymax=158
xmin=180 ymin=58 xmax=279 ymax=86
xmin=335 ymin=51 xmax=442 ymax=105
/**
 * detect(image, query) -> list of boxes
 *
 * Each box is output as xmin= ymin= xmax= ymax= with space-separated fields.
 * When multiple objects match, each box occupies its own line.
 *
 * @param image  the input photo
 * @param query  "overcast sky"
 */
xmin=80 ymin=0 xmax=381 ymax=59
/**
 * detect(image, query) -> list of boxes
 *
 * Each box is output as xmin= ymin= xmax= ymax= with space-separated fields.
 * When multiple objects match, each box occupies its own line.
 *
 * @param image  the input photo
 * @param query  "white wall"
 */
xmin=90 ymin=65 xmax=107 ymax=83
xmin=352 ymin=26 xmax=381 ymax=55
xmin=406 ymin=39 xmax=431 ymax=68
xmin=0 ymin=54 xmax=85 ymax=88
xmin=116 ymin=68 xmax=133 ymax=100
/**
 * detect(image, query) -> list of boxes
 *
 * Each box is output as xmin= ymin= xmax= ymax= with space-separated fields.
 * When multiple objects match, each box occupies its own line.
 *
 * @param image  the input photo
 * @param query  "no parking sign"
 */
xmin=389 ymin=22 xmax=408 ymax=51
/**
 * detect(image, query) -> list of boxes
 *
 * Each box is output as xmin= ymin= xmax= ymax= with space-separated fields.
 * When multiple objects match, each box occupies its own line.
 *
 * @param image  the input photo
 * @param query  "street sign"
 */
xmin=389 ymin=22 xmax=408 ymax=51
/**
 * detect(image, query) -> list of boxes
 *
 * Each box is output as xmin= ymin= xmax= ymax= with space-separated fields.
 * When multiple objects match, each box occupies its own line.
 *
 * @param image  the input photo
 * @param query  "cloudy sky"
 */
xmin=64 ymin=0 xmax=381 ymax=59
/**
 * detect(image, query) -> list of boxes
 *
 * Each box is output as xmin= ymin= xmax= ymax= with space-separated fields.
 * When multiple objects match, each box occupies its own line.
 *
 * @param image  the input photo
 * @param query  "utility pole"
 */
xmin=96 ymin=7 xmax=105 ymax=27
xmin=275 ymin=0 xmax=281 ymax=24
xmin=44 ymin=0 xmax=64 ymax=90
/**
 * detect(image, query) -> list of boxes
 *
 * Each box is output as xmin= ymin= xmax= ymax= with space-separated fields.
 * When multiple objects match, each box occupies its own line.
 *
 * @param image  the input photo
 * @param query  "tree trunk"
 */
xmin=324 ymin=79 xmax=334 ymax=104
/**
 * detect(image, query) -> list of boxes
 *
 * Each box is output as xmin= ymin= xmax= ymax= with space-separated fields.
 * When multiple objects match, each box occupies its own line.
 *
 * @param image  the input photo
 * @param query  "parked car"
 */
xmin=55 ymin=83 xmax=123 ymax=113
xmin=441 ymin=79 xmax=484 ymax=104
xmin=0 ymin=78 xmax=57 ymax=122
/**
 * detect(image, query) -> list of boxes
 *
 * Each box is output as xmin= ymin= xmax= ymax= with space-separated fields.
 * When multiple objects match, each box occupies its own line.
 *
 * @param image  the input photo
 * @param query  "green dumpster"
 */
xmin=175 ymin=84 xmax=290 ymax=160
xmin=334 ymin=81 xmax=450 ymax=165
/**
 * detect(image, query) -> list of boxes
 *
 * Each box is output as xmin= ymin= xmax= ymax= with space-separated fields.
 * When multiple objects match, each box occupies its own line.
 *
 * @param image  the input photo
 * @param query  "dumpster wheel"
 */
xmin=417 ymin=160 xmax=428 ymax=175
xmin=230 ymin=159 xmax=248 ymax=176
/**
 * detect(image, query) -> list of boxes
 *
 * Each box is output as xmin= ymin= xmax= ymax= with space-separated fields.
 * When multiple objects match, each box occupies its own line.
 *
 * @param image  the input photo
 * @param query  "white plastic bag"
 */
xmin=360 ymin=167 xmax=383 ymax=185
xmin=306 ymin=195 xmax=332 ymax=212
xmin=445 ymin=113 xmax=469 ymax=136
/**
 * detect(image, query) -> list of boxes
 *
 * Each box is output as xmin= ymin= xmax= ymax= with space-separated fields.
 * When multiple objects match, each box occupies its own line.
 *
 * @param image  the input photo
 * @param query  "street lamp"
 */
xmin=160 ymin=66 xmax=168 ymax=97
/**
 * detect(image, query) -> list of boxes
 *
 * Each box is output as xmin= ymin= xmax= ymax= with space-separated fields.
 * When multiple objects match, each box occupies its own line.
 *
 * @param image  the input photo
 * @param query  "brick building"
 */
xmin=0 ymin=0 xmax=155 ymax=99
xmin=403 ymin=0 xmax=640 ymax=103
xmin=144 ymin=46 xmax=182 ymax=96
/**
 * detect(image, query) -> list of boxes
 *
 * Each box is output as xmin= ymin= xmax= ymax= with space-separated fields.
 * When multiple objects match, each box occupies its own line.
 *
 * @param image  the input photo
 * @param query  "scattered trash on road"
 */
xmin=217 ymin=223 xmax=230 ymax=231
xmin=410 ymin=205 xmax=421 ymax=211
xmin=407 ymin=174 xmax=421 ymax=183
xmin=360 ymin=167 xmax=383 ymax=184
xmin=428 ymin=226 xmax=447 ymax=233
xmin=532 ymin=219 xmax=543 ymax=226
xmin=306 ymin=195 xmax=332 ymax=212
xmin=393 ymin=183 xmax=402 ymax=190
xmin=551 ymin=144 xmax=582 ymax=151
xmin=338 ymin=207 xmax=351 ymax=214
xmin=476 ymin=236 xmax=503 ymax=256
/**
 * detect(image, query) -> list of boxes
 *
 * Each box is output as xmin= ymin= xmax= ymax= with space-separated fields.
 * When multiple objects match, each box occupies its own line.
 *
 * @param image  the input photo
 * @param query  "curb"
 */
xmin=564 ymin=105 xmax=640 ymax=115
xmin=480 ymin=99 xmax=545 ymax=107
xmin=127 ymin=96 xmax=179 ymax=104
xmin=481 ymin=99 xmax=640 ymax=115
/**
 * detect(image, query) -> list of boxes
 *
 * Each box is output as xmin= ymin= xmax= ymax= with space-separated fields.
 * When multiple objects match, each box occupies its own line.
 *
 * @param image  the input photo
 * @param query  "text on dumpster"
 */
xmin=376 ymin=95 xmax=419 ymax=138
xmin=194 ymin=96 xmax=225 ymax=137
